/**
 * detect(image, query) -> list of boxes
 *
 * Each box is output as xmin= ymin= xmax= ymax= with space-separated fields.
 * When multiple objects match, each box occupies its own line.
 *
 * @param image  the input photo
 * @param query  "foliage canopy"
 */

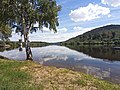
xmin=0 ymin=0 xmax=61 ymax=35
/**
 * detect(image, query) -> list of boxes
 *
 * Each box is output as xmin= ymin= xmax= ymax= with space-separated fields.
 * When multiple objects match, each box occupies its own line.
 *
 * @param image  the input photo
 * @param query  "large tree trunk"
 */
xmin=24 ymin=34 xmax=33 ymax=60
xmin=22 ymin=17 xmax=33 ymax=60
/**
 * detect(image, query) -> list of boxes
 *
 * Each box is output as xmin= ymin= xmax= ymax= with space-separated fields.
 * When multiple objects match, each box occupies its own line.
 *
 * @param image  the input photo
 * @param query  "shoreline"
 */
xmin=0 ymin=58 xmax=120 ymax=90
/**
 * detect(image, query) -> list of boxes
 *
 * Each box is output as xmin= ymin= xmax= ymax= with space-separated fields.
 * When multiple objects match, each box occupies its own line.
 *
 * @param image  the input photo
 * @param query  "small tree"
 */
xmin=0 ymin=0 xmax=61 ymax=60
xmin=0 ymin=23 xmax=12 ymax=43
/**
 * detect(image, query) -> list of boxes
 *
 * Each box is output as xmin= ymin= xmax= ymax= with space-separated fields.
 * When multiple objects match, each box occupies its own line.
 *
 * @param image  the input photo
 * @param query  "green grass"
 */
xmin=0 ymin=59 xmax=120 ymax=90
xmin=71 ymin=79 xmax=87 ymax=87
xmin=0 ymin=59 xmax=38 ymax=90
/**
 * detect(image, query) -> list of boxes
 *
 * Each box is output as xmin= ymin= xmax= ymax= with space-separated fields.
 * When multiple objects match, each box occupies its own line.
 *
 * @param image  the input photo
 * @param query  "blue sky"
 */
xmin=10 ymin=0 xmax=120 ymax=42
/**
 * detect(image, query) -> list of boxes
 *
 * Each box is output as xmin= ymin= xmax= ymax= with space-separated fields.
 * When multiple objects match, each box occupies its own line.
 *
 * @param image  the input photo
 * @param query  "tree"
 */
xmin=0 ymin=23 xmax=12 ymax=41
xmin=0 ymin=0 xmax=61 ymax=60
xmin=111 ymin=31 xmax=116 ymax=39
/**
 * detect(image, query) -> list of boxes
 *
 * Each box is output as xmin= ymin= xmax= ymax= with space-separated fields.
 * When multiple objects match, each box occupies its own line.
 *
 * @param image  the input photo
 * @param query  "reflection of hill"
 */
xmin=66 ymin=45 xmax=120 ymax=61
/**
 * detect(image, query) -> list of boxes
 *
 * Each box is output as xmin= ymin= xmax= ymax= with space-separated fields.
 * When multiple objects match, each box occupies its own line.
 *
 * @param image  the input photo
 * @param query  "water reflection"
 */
xmin=0 ymin=45 xmax=120 ymax=83
xmin=66 ymin=45 xmax=120 ymax=61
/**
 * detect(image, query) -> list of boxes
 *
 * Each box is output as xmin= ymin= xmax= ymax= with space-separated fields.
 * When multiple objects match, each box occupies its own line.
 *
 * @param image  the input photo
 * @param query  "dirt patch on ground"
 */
xmin=21 ymin=63 xmax=99 ymax=90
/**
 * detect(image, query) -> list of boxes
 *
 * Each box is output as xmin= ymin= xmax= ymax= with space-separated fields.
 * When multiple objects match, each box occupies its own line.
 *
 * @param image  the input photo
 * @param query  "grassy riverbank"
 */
xmin=0 ymin=59 xmax=120 ymax=90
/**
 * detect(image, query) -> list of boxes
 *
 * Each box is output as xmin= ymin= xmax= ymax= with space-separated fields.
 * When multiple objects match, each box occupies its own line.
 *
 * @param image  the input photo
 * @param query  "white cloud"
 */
xmin=10 ymin=27 xmax=93 ymax=43
xmin=108 ymin=14 xmax=111 ymax=18
xmin=69 ymin=3 xmax=110 ymax=22
xmin=101 ymin=0 xmax=120 ymax=7
xmin=73 ymin=27 xmax=93 ymax=34
xmin=40 ymin=27 xmax=67 ymax=33
xmin=58 ymin=28 xmax=68 ymax=32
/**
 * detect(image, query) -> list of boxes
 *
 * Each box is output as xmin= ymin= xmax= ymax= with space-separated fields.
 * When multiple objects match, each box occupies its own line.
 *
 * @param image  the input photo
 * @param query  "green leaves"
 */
xmin=0 ymin=0 xmax=61 ymax=34
xmin=0 ymin=23 xmax=12 ymax=40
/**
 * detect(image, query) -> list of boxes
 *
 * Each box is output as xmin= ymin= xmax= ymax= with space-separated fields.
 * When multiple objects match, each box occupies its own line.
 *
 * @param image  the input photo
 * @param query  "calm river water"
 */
xmin=0 ymin=45 xmax=120 ymax=84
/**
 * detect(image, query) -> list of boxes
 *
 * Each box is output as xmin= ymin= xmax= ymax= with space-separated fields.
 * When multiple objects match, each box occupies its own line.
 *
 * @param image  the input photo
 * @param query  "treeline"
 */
xmin=0 ymin=41 xmax=49 ymax=48
xmin=62 ymin=25 xmax=120 ymax=45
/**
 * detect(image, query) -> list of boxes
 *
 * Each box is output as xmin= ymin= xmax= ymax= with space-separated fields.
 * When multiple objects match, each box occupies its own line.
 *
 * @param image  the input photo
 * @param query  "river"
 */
xmin=0 ymin=45 xmax=120 ymax=84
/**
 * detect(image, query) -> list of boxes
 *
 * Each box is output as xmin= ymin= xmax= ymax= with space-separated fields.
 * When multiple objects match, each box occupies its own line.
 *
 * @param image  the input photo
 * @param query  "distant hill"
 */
xmin=63 ymin=25 xmax=120 ymax=45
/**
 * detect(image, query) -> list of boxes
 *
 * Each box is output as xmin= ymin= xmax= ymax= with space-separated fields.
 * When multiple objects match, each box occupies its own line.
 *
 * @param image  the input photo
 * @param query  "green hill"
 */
xmin=63 ymin=25 xmax=120 ymax=45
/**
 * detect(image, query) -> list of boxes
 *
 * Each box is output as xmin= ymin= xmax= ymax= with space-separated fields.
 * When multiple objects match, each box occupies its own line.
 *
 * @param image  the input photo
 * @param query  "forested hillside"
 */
xmin=63 ymin=25 xmax=120 ymax=45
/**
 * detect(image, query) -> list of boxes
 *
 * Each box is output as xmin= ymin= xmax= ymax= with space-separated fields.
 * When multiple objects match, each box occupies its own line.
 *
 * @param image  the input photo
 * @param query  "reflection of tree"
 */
xmin=66 ymin=45 xmax=120 ymax=61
